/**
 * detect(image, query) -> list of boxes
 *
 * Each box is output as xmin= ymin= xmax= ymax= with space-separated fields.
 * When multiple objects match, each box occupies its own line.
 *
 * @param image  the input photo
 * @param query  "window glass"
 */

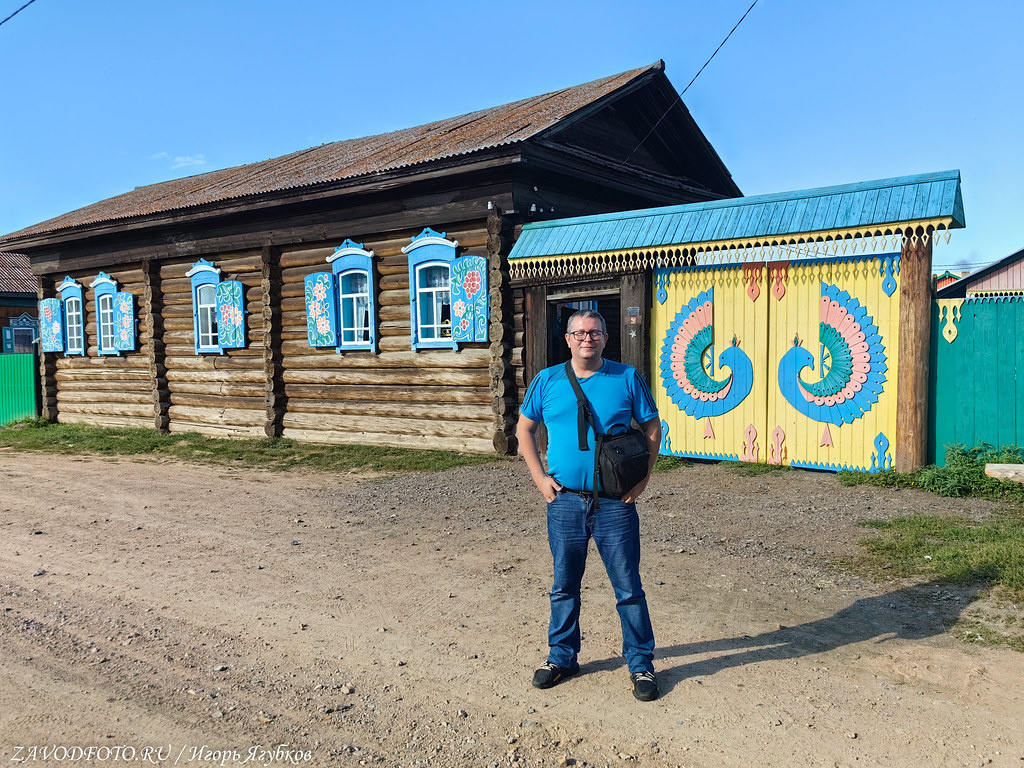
xmin=12 ymin=327 xmax=34 ymax=353
xmin=98 ymin=293 xmax=115 ymax=351
xmin=417 ymin=264 xmax=451 ymax=340
xmin=65 ymin=296 xmax=83 ymax=353
xmin=197 ymin=284 xmax=218 ymax=349
xmin=340 ymin=270 xmax=370 ymax=344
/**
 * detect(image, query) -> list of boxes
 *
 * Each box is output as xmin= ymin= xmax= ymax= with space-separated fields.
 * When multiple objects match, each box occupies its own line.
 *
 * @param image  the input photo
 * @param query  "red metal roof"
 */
xmin=2 ymin=64 xmax=661 ymax=242
xmin=0 ymin=251 xmax=35 ymax=293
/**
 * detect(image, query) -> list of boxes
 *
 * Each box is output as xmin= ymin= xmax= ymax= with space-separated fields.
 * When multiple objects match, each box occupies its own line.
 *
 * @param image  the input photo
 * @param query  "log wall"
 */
xmin=161 ymin=250 xmax=266 ymax=438
xmin=39 ymin=214 xmax=521 ymax=454
xmin=53 ymin=266 xmax=152 ymax=429
xmin=277 ymin=222 xmax=499 ymax=453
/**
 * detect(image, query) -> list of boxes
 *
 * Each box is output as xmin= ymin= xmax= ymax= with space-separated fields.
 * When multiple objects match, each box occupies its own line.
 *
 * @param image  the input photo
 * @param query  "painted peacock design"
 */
xmin=777 ymin=281 xmax=887 ymax=425
xmin=660 ymin=288 xmax=754 ymax=419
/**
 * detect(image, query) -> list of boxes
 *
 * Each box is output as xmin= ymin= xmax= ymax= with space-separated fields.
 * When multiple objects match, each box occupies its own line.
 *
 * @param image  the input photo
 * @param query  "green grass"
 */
xmin=836 ymin=444 xmax=1024 ymax=648
xmin=653 ymin=454 xmax=692 ymax=472
xmin=838 ymin=443 xmax=1024 ymax=504
xmin=856 ymin=509 xmax=1024 ymax=601
xmin=720 ymin=460 xmax=792 ymax=477
xmin=0 ymin=419 xmax=501 ymax=473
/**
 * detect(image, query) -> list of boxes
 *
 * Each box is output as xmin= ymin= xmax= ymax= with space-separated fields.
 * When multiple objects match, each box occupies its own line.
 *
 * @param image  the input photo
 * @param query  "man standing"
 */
xmin=516 ymin=309 xmax=662 ymax=702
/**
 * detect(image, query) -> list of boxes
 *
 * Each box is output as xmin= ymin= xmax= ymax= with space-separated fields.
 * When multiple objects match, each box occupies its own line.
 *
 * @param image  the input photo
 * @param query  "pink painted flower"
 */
xmin=308 ymin=300 xmax=322 ymax=318
xmin=316 ymin=316 xmax=330 ymax=334
xmin=313 ymin=281 xmax=328 ymax=301
xmin=452 ymin=300 xmax=466 ymax=317
xmin=462 ymin=271 xmax=481 ymax=298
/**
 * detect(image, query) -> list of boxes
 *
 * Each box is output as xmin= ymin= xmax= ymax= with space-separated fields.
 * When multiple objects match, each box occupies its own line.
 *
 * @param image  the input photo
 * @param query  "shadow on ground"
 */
xmin=582 ymin=582 xmax=975 ymax=695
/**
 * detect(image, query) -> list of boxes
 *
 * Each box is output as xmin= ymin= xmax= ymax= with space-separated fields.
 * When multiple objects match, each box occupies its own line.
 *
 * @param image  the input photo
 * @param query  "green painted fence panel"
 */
xmin=0 ymin=353 xmax=39 ymax=426
xmin=930 ymin=296 xmax=1024 ymax=464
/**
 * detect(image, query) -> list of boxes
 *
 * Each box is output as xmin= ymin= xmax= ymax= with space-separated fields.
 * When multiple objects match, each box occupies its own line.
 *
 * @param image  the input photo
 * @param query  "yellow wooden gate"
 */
xmin=651 ymin=254 xmax=900 ymax=471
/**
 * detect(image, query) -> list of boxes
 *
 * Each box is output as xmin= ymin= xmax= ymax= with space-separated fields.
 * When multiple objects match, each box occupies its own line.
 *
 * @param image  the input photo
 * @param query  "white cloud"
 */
xmin=170 ymin=154 xmax=206 ymax=170
xmin=150 ymin=151 xmax=170 ymax=160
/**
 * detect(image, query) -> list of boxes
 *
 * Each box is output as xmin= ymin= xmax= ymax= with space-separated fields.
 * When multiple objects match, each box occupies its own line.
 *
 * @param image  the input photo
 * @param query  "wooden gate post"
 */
xmin=895 ymin=228 xmax=933 ymax=472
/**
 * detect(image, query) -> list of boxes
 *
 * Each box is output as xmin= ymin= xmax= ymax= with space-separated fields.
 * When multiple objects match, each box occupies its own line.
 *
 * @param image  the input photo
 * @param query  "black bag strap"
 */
xmin=564 ymin=361 xmax=601 ymax=509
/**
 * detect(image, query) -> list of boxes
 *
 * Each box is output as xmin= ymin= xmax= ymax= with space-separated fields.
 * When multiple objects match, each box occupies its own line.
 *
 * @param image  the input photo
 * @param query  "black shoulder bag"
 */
xmin=564 ymin=361 xmax=651 ymax=509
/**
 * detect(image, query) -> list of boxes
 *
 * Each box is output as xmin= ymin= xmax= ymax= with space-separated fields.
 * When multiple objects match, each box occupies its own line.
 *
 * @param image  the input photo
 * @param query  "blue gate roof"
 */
xmin=509 ymin=170 xmax=964 ymax=262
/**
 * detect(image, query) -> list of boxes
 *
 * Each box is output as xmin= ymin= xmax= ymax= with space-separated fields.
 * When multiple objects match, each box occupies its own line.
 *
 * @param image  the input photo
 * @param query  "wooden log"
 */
xmin=167 ymin=421 xmax=266 ymax=438
xmin=895 ymin=231 xmax=932 ymax=473
xmin=170 ymin=392 xmax=266 ymax=409
xmin=58 ymin=413 xmax=155 ymax=429
xmin=166 ymin=369 xmax=266 ymax=383
xmin=55 ymin=355 xmax=146 ymax=370
xmin=378 ymin=287 xmax=409 ymax=306
xmin=57 ymin=390 xmax=153 ymax=405
xmin=279 ymin=246 xmax=336 ymax=270
xmin=168 ymin=380 xmax=265 ymax=398
xmin=164 ymin=355 xmax=264 ymax=370
xmin=280 ymin=427 xmax=494 ymax=454
xmin=282 ymin=367 xmax=491 ymax=387
xmin=281 ymin=410 xmax=491 ymax=437
xmin=55 ymin=379 xmax=152 ymax=392
xmin=286 ymin=398 xmax=493 ymax=421
xmin=985 ymin=464 xmax=1024 ymax=483
xmin=280 ymin=349 xmax=490 ymax=369
xmin=283 ymin=382 xmax=491 ymax=404
xmin=58 ymin=401 xmax=154 ymax=417
xmin=168 ymin=405 xmax=265 ymax=427
xmin=55 ymin=368 xmax=152 ymax=381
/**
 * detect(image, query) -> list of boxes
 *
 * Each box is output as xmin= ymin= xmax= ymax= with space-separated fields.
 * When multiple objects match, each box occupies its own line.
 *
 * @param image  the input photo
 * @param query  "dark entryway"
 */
xmin=546 ymin=295 xmax=622 ymax=366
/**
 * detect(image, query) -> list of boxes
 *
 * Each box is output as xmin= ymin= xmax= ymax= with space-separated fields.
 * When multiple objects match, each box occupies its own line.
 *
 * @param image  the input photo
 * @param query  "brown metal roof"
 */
xmin=0 ymin=252 xmax=35 ymax=293
xmin=2 ymin=63 xmax=662 ymax=242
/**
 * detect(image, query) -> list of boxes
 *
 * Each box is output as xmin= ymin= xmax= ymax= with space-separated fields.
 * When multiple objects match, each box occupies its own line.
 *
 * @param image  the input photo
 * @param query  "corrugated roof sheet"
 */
xmin=2 ymin=63 xmax=661 ymax=242
xmin=0 ymin=252 xmax=35 ymax=293
xmin=509 ymin=170 xmax=966 ymax=260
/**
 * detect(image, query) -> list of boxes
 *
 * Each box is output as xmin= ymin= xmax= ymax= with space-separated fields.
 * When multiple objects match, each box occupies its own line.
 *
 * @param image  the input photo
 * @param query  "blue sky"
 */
xmin=1 ymin=0 xmax=1020 ymax=271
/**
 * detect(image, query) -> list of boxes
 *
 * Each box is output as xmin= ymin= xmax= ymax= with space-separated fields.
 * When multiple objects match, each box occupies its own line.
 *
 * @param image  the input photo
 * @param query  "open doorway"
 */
xmin=546 ymin=294 xmax=621 ymax=367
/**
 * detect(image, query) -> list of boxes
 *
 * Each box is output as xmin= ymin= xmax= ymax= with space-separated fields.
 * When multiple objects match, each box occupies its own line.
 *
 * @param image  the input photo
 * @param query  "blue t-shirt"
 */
xmin=521 ymin=359 xmax=659 ymax=491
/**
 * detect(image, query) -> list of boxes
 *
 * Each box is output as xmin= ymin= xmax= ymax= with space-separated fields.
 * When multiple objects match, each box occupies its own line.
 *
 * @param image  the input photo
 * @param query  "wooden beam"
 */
xmin=895 ymin=231 xmax=933 ymax=472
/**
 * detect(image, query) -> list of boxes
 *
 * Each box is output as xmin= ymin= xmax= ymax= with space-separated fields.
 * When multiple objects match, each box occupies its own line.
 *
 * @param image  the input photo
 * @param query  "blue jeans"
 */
xmin=545 ymin=490 xmax=655 ymax=674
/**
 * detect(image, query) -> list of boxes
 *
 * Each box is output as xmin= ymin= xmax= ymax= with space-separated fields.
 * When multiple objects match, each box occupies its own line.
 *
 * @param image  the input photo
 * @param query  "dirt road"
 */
xmin=1 ymin=453 xmax=1021 ymax=767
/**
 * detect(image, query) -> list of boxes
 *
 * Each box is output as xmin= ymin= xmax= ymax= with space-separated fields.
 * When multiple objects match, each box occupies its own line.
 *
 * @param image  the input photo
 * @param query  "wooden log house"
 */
xmin=1 ymin=62 xmax=740 ymax=454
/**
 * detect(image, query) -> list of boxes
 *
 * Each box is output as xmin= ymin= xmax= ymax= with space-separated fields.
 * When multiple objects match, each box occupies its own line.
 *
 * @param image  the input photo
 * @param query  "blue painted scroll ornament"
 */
xmin=659 ymin=287 xmax=753 ymax=419
xmin=778 ymin=281 xmax=887 ymax=425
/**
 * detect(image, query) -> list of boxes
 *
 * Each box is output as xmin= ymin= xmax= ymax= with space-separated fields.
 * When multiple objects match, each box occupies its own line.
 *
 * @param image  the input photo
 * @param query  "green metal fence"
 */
xmin=930 ymin=295 xmax=1024 ymax=465
xmin=0 ymin=353 xmax=39 ymax=426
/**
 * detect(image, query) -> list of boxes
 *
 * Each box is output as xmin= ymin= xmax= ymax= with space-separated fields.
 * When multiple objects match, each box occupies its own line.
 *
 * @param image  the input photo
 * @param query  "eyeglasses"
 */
xmin=567 ymin=330 xmax=607 ymax=341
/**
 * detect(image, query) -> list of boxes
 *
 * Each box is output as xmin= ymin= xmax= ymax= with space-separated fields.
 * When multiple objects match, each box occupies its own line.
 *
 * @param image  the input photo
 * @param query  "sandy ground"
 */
xmin=0 ymin=452 xmax=1022 ymax=768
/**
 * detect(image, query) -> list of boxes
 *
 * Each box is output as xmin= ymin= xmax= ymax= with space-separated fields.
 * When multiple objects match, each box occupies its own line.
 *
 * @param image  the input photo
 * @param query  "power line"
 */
xmin=0 ymin=0 xmax=38 ymax=29
xmin=680 ymin=0 xmax=760 ymax=96
xmin=622 ymin=0 xmax=760 ymax=169
xmin=555 ymin=1 xmax=760 ymax=220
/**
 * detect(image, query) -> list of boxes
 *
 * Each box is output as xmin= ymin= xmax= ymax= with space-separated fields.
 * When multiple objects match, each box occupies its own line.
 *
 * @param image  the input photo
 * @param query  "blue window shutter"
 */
xmin=304 ymin=272 xmax=338 ymax=348
xmin=450 ymin=255 xmax=489 ymax=343
xmin=2 ymin=327 xmax=12 ymax=353
xmin=39 ymin=298 xmax=64 ymax=353
xmin=215 ymin=280 xmax=247 ymax=349
xmin=404 ymin=228 xmax=459 ymax=351
xmin=114 ymin=292 xmax=136 ymax=352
